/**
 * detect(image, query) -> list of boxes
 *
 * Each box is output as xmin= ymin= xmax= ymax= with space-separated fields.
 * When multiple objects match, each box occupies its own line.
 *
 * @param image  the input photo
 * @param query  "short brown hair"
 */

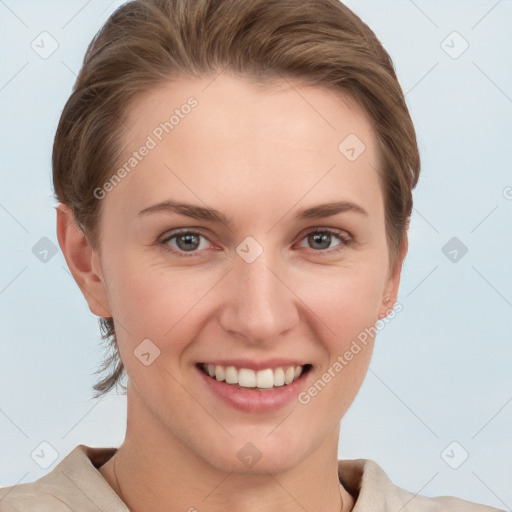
xmin=53 ymin=0 xmax=420 ymax=398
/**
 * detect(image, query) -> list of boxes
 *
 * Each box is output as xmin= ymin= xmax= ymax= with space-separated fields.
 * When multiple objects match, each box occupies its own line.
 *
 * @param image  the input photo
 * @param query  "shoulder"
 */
xmin=338 ymin=458 xmax=505 ymax=512
xmin=0 ymin=445 xmax=127 ymax=512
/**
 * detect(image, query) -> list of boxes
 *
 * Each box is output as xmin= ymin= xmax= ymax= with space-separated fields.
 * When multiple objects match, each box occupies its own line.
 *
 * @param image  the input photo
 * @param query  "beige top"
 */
xmin=0 ymin=445 xmax=504 ymax=511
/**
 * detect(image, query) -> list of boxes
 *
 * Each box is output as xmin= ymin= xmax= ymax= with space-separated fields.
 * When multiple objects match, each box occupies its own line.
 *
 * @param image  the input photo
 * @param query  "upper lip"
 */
xmin=198 ymin=359 xmax=310 ymax=371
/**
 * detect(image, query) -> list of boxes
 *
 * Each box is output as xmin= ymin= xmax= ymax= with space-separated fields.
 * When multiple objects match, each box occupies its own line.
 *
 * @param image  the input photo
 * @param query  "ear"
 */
xmin=378 ymin=233 xmax=408 ymax=319
xmin=56 ymin=203 xmax=112 ymax=318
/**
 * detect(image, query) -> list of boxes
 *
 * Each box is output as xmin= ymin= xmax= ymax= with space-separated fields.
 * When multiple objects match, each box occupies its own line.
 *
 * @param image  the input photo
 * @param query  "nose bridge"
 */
xmin=219 ymin=244 xmax=297 ymax=343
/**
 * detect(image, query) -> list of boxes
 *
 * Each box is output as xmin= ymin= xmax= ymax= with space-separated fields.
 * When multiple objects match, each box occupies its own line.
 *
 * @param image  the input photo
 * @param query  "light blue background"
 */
xmin=0 ymin=0 xmax=511 ymax=509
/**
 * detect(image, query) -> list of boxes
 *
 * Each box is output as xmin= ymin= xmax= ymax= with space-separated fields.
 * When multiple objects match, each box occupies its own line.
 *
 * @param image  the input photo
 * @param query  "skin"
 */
xmin=57 ymin=72 xmax=407 ymax=512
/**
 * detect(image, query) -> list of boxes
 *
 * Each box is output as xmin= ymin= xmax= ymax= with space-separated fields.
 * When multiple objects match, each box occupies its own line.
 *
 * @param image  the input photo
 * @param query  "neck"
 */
xmin=100 ymin=385 xmax=354 ymax=512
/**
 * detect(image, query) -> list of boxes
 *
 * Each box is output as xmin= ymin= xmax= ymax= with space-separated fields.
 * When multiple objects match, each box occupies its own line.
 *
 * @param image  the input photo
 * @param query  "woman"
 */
xmin=0 ymin=0 xmax=505 ymax=510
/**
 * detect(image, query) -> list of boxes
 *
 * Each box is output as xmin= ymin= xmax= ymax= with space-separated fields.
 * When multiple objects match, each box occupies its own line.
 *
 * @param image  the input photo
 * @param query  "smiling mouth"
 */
xmin=197 ymin=363 xmax=312 ymax=390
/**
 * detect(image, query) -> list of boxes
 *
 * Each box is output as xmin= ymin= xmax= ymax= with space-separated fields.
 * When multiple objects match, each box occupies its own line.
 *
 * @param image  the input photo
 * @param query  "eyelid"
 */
xmin=159 ymin=227 xmax=210 ymax=241
xmin=297 ymin=226 xmax=352 ymax=242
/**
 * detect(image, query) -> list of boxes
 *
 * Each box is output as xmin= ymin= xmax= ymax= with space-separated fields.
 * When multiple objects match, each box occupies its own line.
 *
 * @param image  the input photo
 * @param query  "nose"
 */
xmin=217 ymin=248 xmax=299 ymax=345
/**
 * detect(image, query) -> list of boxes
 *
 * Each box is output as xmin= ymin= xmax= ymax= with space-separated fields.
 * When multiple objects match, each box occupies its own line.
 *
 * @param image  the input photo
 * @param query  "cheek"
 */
xmin=292 ymin=263 xmax=384 ymax=400
xmin=294 ymin=261 xmax=386 ymax=342
xmin=104 ymin=252 xmax=217 ymax=348
xmin=105 ymin=259 xmax=211 ymax=406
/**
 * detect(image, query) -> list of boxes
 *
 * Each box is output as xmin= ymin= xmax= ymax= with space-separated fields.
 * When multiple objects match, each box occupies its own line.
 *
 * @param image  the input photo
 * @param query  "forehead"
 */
xmin=109 ymin=72 xmax=383 ymax=221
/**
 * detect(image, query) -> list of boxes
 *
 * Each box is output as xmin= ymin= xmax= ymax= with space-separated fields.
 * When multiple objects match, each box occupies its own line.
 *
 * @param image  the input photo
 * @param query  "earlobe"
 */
xmin=56 ymin=203 xmax=112 ymax=318
xmin=378 ymin=296 xmax=393 ymax=320
xmin=378 ymin=234 xmax=408 ymax=319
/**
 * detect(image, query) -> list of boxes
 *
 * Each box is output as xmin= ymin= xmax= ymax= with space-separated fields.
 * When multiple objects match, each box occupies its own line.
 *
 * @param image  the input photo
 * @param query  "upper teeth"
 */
xmin=203 ymin=364 xmax=304 ymax=389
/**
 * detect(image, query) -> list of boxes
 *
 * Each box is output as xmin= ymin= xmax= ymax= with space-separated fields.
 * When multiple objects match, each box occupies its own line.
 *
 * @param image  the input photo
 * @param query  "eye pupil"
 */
xmin=309 ymin=233 xmax=331 ymax=250
xmin=177 ymin=234 xmax=200 ymax=251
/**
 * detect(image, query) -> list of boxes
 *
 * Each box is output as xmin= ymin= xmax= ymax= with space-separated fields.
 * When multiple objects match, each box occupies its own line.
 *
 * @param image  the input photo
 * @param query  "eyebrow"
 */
xmin=137 ymin=199 xmax=368 ymax=226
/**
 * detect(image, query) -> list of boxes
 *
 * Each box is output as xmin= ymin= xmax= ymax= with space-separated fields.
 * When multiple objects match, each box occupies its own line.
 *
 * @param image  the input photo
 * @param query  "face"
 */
xmin=72 ymin=72 xmax=404 ymax=474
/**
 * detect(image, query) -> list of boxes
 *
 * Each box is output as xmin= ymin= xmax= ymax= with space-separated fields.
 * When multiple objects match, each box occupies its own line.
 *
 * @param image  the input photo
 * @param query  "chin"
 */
xmin=191 ymin=425 xmax=316 ymax=476
xmin=207 ymin=446 xmax=304 ymax=476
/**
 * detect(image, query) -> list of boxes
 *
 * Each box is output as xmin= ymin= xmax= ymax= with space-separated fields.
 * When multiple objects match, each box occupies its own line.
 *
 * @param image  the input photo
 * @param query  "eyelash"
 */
xmin=159 ymin=228 xmax=353 ymax=258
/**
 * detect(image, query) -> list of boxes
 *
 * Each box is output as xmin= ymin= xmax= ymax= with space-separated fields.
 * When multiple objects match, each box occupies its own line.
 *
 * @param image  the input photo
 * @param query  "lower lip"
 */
xmin=196 ymin=366 xmax=311 ymax=413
